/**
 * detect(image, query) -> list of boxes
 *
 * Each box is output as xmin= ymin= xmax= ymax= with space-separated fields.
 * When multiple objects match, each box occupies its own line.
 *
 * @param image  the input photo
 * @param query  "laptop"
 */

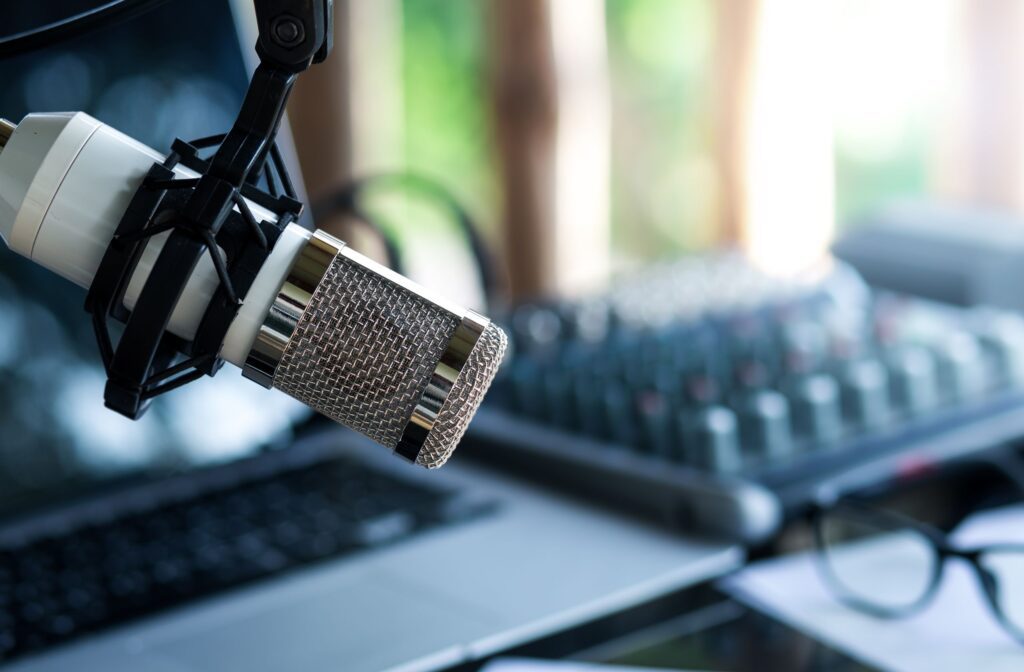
xmin=0 ymin=2 xmax=740 ymax=670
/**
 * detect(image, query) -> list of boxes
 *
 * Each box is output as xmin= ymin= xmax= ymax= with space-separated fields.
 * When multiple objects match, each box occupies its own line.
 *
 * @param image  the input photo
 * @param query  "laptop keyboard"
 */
xmin=0 ymin=453 xmax=494 ymax=663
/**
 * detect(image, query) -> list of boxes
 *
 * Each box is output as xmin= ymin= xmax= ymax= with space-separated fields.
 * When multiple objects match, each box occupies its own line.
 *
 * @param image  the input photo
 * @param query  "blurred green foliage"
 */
xmin=399 ymin=0 xmax=495 ymax=233
xmin=391 ymin=0 xmax=721 ymax=262
xmin=356 ymin=0 xmax=494 ymax=298
xmin=379 ymin=0 xmax=932 ymax=266
xmin=606 ymin=0 xmax=716 ymax=261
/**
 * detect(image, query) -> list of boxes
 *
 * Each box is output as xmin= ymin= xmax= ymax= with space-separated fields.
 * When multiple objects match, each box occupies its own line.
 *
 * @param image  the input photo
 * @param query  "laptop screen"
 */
xmin=0 ymin=0 xmax=310 ymax=518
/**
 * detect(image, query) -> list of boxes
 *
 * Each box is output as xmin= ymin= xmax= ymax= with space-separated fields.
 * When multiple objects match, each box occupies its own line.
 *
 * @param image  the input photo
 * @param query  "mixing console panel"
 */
xmin=467 ymin=258 xmax=1024 ymax=542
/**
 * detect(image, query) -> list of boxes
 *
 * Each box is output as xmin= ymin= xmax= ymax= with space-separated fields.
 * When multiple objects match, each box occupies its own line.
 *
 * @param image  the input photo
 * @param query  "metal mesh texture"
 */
xmin=272 ymin=253 xmax=459 ymax=449
xmin=416 ymin=322 xmax=508 ymax=468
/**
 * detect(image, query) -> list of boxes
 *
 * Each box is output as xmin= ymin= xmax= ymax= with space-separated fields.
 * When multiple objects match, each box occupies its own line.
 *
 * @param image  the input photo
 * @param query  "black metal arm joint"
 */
xmin=254 ymin=0 xmax=332 ymax=70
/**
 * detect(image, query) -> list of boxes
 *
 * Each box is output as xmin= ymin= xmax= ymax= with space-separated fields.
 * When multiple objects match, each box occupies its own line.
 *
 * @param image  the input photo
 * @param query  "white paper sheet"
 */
xmin=720 ymin=505 xmax=1024 ymax=672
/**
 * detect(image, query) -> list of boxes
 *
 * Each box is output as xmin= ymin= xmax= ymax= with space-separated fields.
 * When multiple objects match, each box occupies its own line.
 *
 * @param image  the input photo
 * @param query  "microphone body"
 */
xmin=0 ymin=113 xmax=506 ymax=467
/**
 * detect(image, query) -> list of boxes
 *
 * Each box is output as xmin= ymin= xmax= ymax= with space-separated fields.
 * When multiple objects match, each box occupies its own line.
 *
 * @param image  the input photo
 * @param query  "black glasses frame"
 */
xmin=810 ymin=499 xmax=1024 ymax=645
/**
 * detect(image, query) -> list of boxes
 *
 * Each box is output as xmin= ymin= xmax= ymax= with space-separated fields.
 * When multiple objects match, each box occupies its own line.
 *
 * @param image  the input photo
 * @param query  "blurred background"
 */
xmin=284 ymin=0 xmax=1007 ymax=298
xmin=6 ymin=0 xmax=1019 ymax=299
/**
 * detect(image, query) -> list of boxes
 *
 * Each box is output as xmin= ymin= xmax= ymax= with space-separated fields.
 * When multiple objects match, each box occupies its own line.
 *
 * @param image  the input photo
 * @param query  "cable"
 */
xmin=313 ymin=173 xmax=503 ymax=308
xmin=312 ymin=182 xmax=405 ymax=275
xmin=0 ymin=0 xmax=174 ymax=58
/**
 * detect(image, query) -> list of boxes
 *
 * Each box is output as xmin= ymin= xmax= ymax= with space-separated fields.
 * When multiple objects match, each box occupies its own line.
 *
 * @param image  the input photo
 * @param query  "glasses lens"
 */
xmin=980 ymin=551 xmax=1024 ymax=639
xmin=818 ymin=505 xmax=938 ymax=613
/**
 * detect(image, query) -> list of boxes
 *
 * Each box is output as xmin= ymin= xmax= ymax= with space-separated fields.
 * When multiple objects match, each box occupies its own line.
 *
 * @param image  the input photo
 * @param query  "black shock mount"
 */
xmin=83 ymin=0 xmax=334 ymax=419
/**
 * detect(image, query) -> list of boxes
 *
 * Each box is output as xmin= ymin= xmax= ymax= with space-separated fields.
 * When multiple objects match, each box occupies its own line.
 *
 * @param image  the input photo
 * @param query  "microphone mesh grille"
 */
xmin=272 ymin=253 xmax=459 ymax=449
xmin=417 ymin=322 xmax=507 ymax=468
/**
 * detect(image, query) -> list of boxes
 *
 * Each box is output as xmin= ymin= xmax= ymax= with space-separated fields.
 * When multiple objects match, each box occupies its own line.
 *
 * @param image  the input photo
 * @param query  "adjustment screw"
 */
xmin=271 ymin=15 xmax=305 ymax=47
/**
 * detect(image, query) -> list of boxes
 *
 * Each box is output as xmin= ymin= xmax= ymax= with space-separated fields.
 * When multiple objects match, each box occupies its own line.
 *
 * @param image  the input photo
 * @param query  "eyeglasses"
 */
xmin=811 ymin=500 xmax=1024 ymax=644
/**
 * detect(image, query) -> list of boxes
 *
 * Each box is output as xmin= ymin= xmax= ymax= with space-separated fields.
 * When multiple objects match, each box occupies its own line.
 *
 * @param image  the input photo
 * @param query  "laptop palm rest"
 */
xmin=145 ymin=570 xmax=498 ymax=672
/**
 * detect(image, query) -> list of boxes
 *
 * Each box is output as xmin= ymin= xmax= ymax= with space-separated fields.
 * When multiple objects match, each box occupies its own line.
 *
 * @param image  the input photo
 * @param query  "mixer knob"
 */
xmin=637 ymin=391 xmax=674 ymax=457
xmin=739 ymin=390 xmax=793 ymax=461
xmin=602 ymin=383 xmax=639 ymax=447
xmin=563 ymin=300 xmax=612 ymax=344
xmin=510 ymin=362 xmax=545 ymax=419
xmin=573 ymin=374 xmax=606 ymax=438
xmin=512 ymin=304 xmax=563 ymax=354
xmin=790 ymin=373 xmax=843 ymax=445
xmin=886 ymin=345 xmax=938 ymax=415
xmin=840 ymin=359 xmax=890 ymax=430
xmin=542 ymin=369 xmax=575 ymax=428
xmin=681 ymin=405 xmax=742 ymax=473
xmin=933 ymin=331 xmax=988 ymax=402
xmin=976 ymin=313 xmax=1024 ymax=388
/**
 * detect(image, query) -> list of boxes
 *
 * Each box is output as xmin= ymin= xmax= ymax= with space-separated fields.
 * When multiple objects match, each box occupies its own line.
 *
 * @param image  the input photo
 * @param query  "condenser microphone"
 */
xmin=0 ymin=112 xmax=506 ymax=468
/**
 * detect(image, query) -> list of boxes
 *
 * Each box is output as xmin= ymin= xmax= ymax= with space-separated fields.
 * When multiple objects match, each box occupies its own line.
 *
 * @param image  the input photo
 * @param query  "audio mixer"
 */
xmin=466 ymin=256 xmax=1024 ymax=543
